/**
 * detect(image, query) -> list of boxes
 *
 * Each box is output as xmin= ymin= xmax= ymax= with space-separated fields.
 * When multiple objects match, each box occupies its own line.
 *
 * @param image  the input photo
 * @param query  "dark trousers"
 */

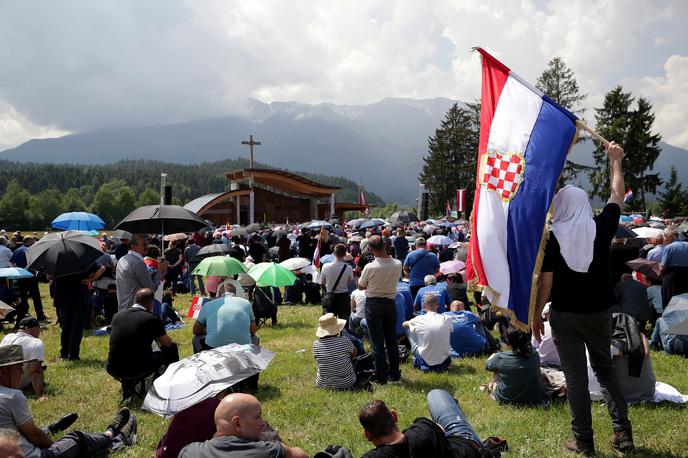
xmin=59 ymin=303 xmax=88 ymax=359
xmin=18 ymin=277 xmax=45 ymax=319
xmin=325 ymin=292 xmax=351 ymax=321
xmin=550 ymin=309 xmax=631 ymax=445
xmin=365 ymin=297 xmax=400 ymax=384
xmin=40 ymin=431 xmax=112 ymax=457
xmin=662 ymin=266 xmax=688 ymax=309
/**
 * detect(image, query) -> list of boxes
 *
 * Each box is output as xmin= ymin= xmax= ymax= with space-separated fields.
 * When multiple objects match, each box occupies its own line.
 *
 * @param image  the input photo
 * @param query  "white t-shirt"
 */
xmin=408 ymin=312 xmax=453 ymax=366
xmin=321 ymin=260 xmax=354 ymax=293
xmin=350 ymin=289 xmax=367 ymax=319
xmin=0 ymin=332 xmax=44 ymax=390
xmin=359 ymin=257 xmax=402 ymax=299
xmin=531 ymin=321 xmax=560 ymax=368
xmin=0 ymin=245 xmax=12 ymax=268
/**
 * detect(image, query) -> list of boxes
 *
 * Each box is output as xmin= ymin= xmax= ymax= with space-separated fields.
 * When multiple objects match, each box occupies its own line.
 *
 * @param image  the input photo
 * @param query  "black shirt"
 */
xmin=361 ymin=418 xmax=480 ymax=458
xmin=542 ymin=203 xmax=620 ymax=314
xmin=107 ymin=307 xmax=166 ymax=377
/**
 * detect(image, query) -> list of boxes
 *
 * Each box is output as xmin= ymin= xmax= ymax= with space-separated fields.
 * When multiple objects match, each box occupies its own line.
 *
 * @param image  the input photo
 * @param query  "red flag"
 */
xmin=313 ymin=226 xmax=325 ymax=268
xmin=187 ymin=296 xmax=207 ymax=319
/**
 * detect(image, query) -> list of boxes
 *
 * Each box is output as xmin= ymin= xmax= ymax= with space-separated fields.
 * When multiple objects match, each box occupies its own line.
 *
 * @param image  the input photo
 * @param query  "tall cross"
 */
xmin=241 ymin=135 xmax=261 ymax=169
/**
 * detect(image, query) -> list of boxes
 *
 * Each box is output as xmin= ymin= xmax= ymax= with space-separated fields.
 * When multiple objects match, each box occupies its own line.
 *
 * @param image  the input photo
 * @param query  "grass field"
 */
xmin=5 ymin=285 xmax=688 ymax=457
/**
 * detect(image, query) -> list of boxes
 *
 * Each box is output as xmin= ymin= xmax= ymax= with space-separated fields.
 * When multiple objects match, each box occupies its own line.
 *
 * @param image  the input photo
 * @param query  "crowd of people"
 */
xmin=0 ymin=140 xmax=686 ymax=457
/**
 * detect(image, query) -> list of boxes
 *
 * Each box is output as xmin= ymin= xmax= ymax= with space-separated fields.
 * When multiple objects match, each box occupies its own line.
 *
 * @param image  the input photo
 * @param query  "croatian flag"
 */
xmin=445 ymin=200 xmax=451 ymax=218
xmin=466 ymin=48 xmax=578 ymax=330
xmin=624 ymin=189 xmax=633 ymax=203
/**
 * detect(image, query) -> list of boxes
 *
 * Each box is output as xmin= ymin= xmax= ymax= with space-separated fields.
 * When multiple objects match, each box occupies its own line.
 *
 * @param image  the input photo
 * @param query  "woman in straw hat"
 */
xmin=313 ymin=313 xmax=357 ymax=390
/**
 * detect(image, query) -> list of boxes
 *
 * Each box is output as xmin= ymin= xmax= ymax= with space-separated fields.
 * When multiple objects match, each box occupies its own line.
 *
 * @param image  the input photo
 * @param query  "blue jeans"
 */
xmin=364 ymin=297 xmax=400 ymax=383
xmin=427 ymin=389 xmax=481 ymax=445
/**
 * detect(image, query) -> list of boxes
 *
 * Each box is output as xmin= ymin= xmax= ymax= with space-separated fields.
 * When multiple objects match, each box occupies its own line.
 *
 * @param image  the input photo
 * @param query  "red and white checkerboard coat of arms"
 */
xmin=480 ymin=151 xmax=525 ymax=201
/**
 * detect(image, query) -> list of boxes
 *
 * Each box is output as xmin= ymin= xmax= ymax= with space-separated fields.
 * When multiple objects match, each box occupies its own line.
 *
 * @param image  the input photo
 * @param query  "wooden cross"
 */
xmin=241 ymin=135 xmax=261 ymax=169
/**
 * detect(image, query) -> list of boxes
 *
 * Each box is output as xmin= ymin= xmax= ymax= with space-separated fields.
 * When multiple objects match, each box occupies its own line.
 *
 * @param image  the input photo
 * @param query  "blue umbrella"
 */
xmin=319 ymin=254 xmax=335 ymax=265
xmin=0 ymin=267 xmax=34 ymax=279
xmin=359 ymin=218 xmax=385 ymax=230
xmin=52 ymin=212 xmax=106 ymax=231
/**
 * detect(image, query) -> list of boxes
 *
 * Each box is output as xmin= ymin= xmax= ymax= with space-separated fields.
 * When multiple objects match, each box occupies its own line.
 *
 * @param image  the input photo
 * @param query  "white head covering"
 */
xmin=550 ymin=186 xmax=596 ymax=273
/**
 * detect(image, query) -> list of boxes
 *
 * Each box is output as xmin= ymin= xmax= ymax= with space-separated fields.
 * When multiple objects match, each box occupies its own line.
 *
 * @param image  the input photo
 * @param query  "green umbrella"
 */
xmin=248 ymin=262 xmax=297 ymax=287
xmin=192 ymin=256 xmax=247 ymax=277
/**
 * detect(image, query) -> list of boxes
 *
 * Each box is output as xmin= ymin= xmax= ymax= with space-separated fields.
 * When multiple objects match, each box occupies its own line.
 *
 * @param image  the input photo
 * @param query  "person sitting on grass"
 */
xmin=303 ymin=273 xmax=322 ymax=305
xmin=313 ymin=313 xmax=358 ymax=390
xmin=192 ymin=283 xmax=259 ymax=353
xmin=359 ymin=390 xmax=485 ymax=458
xmin=413 ymin=274 xmax=452 ymax=314
xmin=0 ymin=345 xmax=137 ymax=457
xmin=0 ymin=317 xmax=47 ymax=401
xmin=402 ymin=295 xmax=453 ymax=372
xmin=444 ymin=300 xmax=498 ymax=358
xmin=179 ymin=393 xmax=308 ymax=458
xmin=107 ymin=288 xmax=179 ymax=383
xmin=485 ymin=325 xmax=547 ymax=406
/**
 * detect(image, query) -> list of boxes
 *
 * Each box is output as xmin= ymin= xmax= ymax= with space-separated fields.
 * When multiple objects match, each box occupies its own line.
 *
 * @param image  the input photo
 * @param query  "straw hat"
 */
xmin=316 ymin=313 xmax=346 ymax=338
xmin=0 ymin=345 xmax=31 ymax=367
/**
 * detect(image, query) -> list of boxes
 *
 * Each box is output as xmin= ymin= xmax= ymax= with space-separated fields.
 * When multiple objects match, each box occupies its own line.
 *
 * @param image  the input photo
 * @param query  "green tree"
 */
xmin=136 ymin=188 xmax=160 ymax=207
xmin=657 ymin=167 xmax=687 ymax=217
xmin=91 ymin=179 xmax=137 ymax=227
xmin=589 ymin=86 xmax=661 ymax=210
xmin=419 ymin=102 xmax=479 ymax=217
xmin=27 ymin=188 xmax=65 ymax=229
xmin=536 ymin=56 xmax=590 ymax=183
xmin=0 ymin=180 xmax=31 ymax=229
xmin=63 ymin=188 xmax=87 ymax=212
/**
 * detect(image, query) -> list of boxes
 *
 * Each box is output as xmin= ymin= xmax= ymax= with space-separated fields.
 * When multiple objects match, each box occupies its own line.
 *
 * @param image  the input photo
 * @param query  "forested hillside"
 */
xmin=0 ymin=158 xmax=384 ymax=230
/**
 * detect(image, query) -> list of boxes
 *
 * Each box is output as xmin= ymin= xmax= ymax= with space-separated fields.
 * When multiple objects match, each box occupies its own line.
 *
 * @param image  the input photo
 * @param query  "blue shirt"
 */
xmin=413 ymin=284 xmax=451 ymax=314
xmin=403 ymin=249 xmax=439 ymax=287
xmin=9 ymin=246 xmax=28 ymax=268
xmin=196 ymin=296 xmax=255 ymax=348
xmin=646 ymin=245 xmax=664 ymax=262
xmin=661 ymin=241 xmax=688 ymax=267
xmin=396 ymin=282 xmax=414 ymax=317
xmin=444 ymin=310 xmax=487 ymax=357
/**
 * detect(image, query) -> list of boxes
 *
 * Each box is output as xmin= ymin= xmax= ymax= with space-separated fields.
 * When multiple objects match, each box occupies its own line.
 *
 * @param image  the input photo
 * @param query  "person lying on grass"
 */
xmin=0 ymin=345 xmax=137 ymax=457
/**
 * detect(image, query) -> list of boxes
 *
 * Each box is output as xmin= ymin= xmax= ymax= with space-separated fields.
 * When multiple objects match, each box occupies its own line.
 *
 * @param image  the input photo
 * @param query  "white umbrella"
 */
xmin=632 ymin=227 xmax=664 ymax=239
xmin=427 ymin=235 xmax=454 ymax=246
xmin=279 ymin=257 xmax=312 ymax=271
xmin=0 ymin=300 xmax=15 ymax=319
xmin=143 ymin=344 xmax=274 ymax=418
xmin=163 ymin=232 xmax=188 ymax=242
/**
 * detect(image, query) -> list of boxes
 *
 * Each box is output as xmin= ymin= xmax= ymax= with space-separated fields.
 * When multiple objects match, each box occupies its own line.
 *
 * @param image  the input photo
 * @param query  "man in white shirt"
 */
xmin=0 ymin=317 xmax=46 ymax=400
xmin=359 ymin=235 xmax=403 ymax=385
xmin=116 ymin=235 xmax=166 ymax=312
xmin=403 ymin=295 xmax=453 ymax=372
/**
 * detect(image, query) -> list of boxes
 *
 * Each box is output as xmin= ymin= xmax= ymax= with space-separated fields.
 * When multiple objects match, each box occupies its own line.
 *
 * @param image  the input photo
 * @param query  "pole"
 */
xmin=575 ymin=120 xmax=610 ymax=148
xmin=160 ymin=173 xmax=167 ymax=206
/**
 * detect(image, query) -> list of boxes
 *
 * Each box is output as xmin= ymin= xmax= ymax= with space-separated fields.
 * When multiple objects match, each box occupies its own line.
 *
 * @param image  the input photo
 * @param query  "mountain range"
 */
xmin=2 ymin=97 xmax=687 ymax=205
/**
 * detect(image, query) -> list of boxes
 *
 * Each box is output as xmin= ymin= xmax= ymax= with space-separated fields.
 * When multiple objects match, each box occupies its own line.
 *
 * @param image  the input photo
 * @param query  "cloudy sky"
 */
xmin=1 ymin=0 xmax=687 ymax=151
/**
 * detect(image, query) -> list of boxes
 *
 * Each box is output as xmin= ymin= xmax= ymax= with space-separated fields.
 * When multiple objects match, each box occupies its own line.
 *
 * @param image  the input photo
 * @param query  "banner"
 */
xmin=466 ymin=47 xmax=577 ymax=330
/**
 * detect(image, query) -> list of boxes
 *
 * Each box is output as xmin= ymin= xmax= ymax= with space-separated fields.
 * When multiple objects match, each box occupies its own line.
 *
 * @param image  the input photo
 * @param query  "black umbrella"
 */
xmin=193 ymin=244 xmax=231 ymax=261
xmin=26 ymin=231 xmax=105 ymax=278
xmin=114 ymin=205 xmax=207 ymax=235
xmin=387 ymin=211 xmax=419 ymax=226
xmin=615 ymin=225 xmax=637 ymax=240
xmin=110 ymin=229 xmax=133 ymax=240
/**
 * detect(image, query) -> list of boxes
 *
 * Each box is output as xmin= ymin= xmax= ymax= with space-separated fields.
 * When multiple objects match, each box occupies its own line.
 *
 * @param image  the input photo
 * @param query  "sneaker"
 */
xmin=565 ymin=438 xmax=595 ymax=457
xmin=120 ymin=413 xmax=137 ymax=446
xmin=46 ymin=413 xmax=78 ymax=435
xmin=106 ymin=407 xmax=130 ymax=436
xmin=612 ymin=430 xmax=634 ymax=453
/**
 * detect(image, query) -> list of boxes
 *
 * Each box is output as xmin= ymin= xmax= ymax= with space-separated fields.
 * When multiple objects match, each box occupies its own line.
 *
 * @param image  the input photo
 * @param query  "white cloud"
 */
xmin=625 ymin=55 xmax=688 ymax=149
xmin=0 ymin=100 xmax=70 ymax=152
xmin=0 ymin=0 xmax=685 ymax=150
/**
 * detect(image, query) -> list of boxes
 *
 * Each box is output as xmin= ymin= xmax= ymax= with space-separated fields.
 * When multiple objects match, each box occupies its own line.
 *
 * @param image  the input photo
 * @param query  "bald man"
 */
xmin=179 ymin=393 xmax=308 ymax=458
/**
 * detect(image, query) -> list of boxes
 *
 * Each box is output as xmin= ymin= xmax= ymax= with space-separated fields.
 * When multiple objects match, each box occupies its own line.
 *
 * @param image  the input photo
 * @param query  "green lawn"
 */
xmin=6 ymin=286 xmax=688 ymax=457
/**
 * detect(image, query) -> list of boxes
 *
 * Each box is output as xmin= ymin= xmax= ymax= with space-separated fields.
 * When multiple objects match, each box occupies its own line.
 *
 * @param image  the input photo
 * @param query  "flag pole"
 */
xmin=575 ymin=120 xmax=610 ymax=148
